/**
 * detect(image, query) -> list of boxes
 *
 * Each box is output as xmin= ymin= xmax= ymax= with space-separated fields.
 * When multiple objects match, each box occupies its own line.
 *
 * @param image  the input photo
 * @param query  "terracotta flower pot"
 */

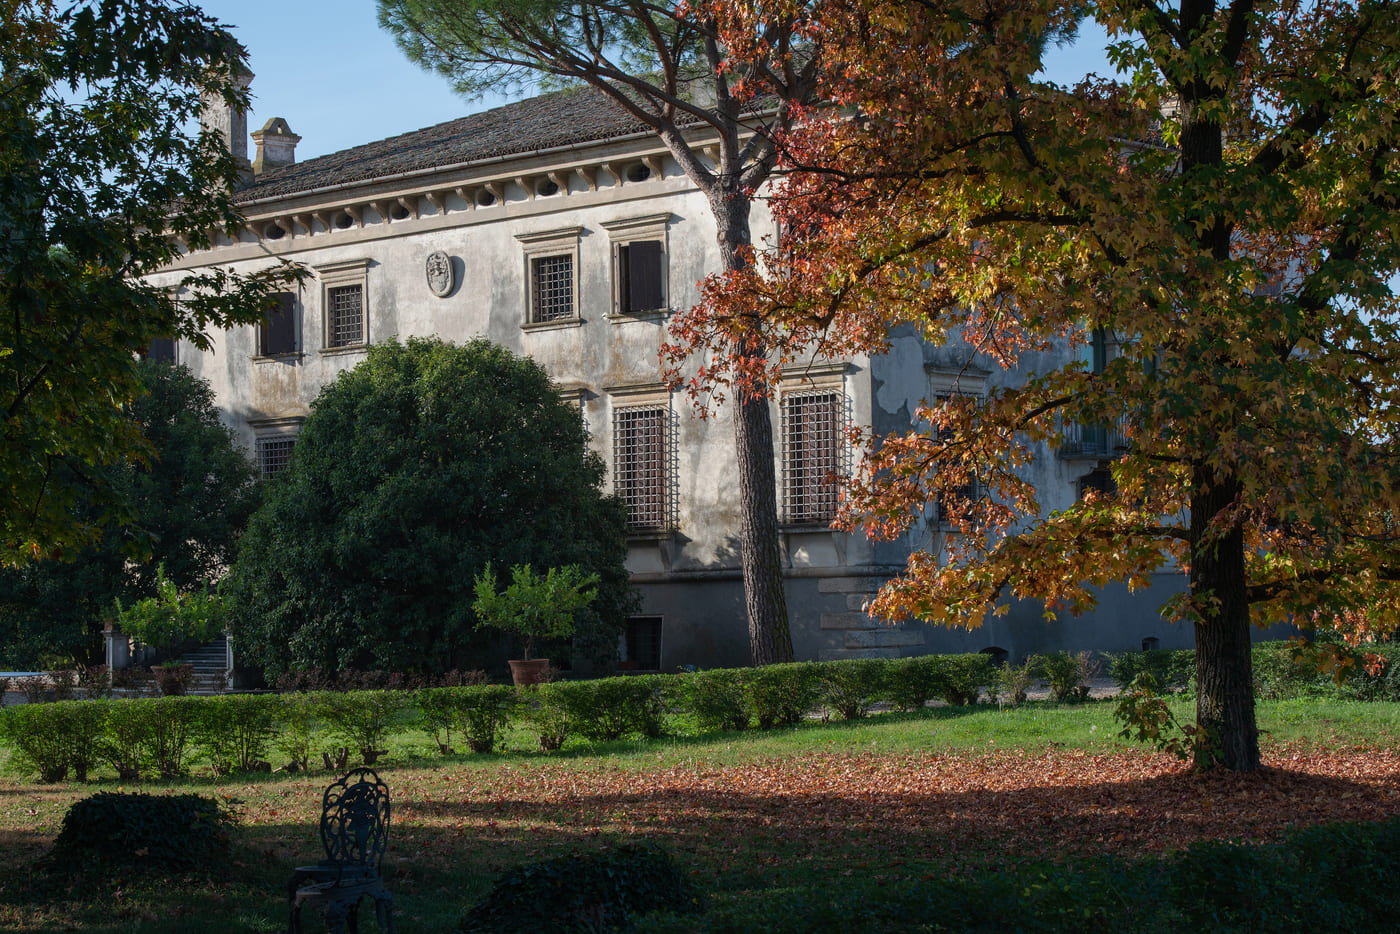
xmin=508 ymin=658 xmax=550 ymax=687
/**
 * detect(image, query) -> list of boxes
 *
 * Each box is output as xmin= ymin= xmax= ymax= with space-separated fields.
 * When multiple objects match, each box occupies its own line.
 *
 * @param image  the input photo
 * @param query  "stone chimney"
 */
xmin=200 ymin=67 xmax=254 ymax=167
xmin=252 ymin=117 xmax=301 ymax=174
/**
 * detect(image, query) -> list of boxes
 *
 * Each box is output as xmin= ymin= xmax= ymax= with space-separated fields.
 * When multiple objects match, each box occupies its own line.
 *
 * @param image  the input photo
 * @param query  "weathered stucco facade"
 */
xmin=153 ymin=85 xmax=1202 ymax=672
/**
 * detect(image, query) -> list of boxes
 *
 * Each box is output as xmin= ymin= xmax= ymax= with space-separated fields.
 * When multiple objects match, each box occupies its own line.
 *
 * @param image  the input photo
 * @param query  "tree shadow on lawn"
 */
xmin=4 ymin=750 xmax=1399 ymax=930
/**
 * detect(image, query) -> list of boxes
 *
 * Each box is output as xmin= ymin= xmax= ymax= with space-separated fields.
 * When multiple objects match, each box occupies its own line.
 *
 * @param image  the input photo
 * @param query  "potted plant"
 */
xmin=472 ymin=564 xmax=598 ymax=686
xmin=112 ymin=566 xmax=225 ymax=693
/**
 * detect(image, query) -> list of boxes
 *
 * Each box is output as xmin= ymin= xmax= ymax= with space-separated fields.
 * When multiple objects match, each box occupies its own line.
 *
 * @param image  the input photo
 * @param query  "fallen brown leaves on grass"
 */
xmin=347 ymin=744 xmax=1400 ymax=887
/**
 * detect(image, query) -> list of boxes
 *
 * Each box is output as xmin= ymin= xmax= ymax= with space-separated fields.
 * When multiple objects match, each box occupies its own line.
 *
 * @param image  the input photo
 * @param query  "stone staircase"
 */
xmin=176 ymin=635 xmax=230 ymax=695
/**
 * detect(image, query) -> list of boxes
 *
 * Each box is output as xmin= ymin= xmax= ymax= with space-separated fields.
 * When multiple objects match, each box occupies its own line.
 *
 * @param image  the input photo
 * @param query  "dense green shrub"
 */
xmin=136 ymin=696 xmax=200 ymax=779
xmin=45 ymin=792 xmax=237 ymax=876
xmin=418 ymin=685 xmax=518 ymax=753
xmin=225 ymin=337 xmax=635 ymax=677
xmin=818 ymin=659 xmax=889 ymax=720
xmin=744 ymin=663 xmax=822 ymax=729
xmin=274 ymin=692 xmax=320 ymax=772
xmin=520 ymin=681 xmax=575 ymax=751
xmin=101 ymin=701 xmax=146 ymax=780
xmin=1343 ymin=644 xmax=1400 ymax=701
xmin=0 ymin=701 xmax=80 ymax=782
xmin=1107 ymin=649 xmax=1195 ymax=693
xmin=314 ymin=690 xmax=409 ymax=765
xmin=882 ymin=655 xmax=943 ymax=711
xmin=194 ymin=693 xmax=282 ymax=775
xmin=562 ymin=676 xmax=671 ymax=741
xmin=991 ymin=661 xmax=1034 ymax=707
xmin=939 ymin=654 xmax=994 ymax=707
xmin=679 ymin=669 xmax=751 ymax=732
xmin=1030 ymin=651 xmax=1098 ymax=703
xmin=462 ymin=843 xmax=702 ymax=934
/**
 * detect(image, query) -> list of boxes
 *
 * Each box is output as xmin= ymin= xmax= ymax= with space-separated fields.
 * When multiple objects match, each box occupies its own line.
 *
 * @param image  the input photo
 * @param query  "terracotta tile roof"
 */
xmin=234 ymin=85 xmax=656 ymax=203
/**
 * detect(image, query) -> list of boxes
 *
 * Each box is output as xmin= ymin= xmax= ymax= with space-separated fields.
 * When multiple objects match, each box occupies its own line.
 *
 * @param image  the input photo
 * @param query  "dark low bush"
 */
xmin=461 ymin=842 xmax=702 ymax=933
xmin=45 ymin=792 xmax=237 ymax=876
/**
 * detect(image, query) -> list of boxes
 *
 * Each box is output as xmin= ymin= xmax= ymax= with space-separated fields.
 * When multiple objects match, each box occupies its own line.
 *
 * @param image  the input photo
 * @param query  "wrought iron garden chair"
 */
xmin=288 ymin=768 xmax=395 ymax=933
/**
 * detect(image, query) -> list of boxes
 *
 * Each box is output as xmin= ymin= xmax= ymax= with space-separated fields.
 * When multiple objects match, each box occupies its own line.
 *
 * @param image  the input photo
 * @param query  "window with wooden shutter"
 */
xmin=259 ymin=292 xmax=297 ymax=356
xmin=620 ymin=240 xmax=664 ymax=313
xmin=602 ymin=214 xmax=671 ymax=318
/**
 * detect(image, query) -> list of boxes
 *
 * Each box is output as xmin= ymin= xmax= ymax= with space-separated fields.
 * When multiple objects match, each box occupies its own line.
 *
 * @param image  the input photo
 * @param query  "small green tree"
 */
xmin=111 ymin=565 xmax=225 ymax=652
xmin=473 ymin=564 xmax=598 ymax=661
xmin=226 ymin=337 xmax=634 ymax=677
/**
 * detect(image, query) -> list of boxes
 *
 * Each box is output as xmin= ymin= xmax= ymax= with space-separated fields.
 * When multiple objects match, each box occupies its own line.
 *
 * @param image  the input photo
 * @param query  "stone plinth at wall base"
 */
xmin=821 ymin=612 xmax=877 ymax=630
xmin=845 ymin=629 xmax=926 ymax=649
xmin=817 ymin=576 xmax=888 ymax=594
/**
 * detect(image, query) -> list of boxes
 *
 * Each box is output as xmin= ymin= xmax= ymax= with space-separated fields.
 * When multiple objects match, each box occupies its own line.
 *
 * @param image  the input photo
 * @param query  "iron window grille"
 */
xmin=613 ymin=404 xmax=673 ymax=531
xmin=531 ymin=254 xmax=574 ymax=323
xmin=781 ymin=390 xmax=842 ymax=524
xmin=327 ymin=284 xmax=363 ymax=348
xmin=258 ymin=437 xmax=296 ymax=478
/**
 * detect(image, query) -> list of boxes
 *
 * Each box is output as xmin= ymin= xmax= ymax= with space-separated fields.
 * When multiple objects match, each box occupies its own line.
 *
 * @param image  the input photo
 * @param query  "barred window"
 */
xmin=327 ymin=284 xmax=363 ymax=348
xmin=257 ymin=437 xmax=296 ymax=478
xmin=614 ymin=405 xmax=669 ymax=530
xmin=531 ymin=255 xmax=574 ymax=323
xmin=781 ymin=390 xmax=841 ymax=524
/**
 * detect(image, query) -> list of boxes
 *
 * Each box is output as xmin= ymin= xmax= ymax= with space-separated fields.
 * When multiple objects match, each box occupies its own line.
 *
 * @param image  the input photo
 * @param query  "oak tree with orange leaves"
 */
xmin=696 ymin=0 xmax=1400 ymax=770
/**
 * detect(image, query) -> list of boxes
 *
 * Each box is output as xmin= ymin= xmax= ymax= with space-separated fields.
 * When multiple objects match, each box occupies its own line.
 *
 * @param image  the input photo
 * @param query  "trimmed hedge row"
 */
xmin=4 ymin=642 xmax=1398 ymax=782
xmin=632 ymin=815 xmax=1400 ymax=933
xmin=0 ymin=656 xmax=1001 ymax=782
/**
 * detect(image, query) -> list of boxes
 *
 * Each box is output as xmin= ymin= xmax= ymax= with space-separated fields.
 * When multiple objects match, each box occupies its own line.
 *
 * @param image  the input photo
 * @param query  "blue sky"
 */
xmin=195 ymin=1 xmax=1120 ymax=161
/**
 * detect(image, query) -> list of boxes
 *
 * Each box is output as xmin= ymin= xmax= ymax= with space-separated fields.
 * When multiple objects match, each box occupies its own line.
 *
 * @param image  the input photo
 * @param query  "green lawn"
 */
xmin=2 ymin=696 xmax=1398 ymax=933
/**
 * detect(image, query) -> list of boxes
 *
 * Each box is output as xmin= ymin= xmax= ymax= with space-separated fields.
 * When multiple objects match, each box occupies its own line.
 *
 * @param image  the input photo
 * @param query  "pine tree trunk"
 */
xmin=710 ymin=183 xmax=794 ymax=666
xmin=1189 ymin=470 xmax=1259 ymax=771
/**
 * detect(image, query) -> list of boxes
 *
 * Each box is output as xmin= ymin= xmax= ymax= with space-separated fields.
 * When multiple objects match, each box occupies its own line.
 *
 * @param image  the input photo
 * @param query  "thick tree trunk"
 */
xmin=709 ymin=184 xmax=794 ymax=666
xmin=734 ymin=376 xmax=794 ymax=665
xmin=1189 ymin=471 xmax=1259 ymax=771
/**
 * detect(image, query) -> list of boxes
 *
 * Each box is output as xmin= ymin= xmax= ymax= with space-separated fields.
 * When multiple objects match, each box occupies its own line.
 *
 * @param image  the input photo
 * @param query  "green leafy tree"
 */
xmin=473 ymin=564 xmax=599 ymax=661
xmin=702 ymin=0 xmax=1400 ymax=770
xmin=0 ymin=361 xmax=259 ymax=668
xmin=377 ymin=0 xmax=825 ymax=665
xmin=0 ymin=0 xmax=298 ymax=565
xmin=225 ymin=337 xmax=634 ymax=677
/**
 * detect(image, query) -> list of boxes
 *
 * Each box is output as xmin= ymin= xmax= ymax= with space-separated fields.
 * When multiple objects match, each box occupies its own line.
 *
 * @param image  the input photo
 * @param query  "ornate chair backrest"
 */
xmin=319 ymin=768 xmax=390 ymax=876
